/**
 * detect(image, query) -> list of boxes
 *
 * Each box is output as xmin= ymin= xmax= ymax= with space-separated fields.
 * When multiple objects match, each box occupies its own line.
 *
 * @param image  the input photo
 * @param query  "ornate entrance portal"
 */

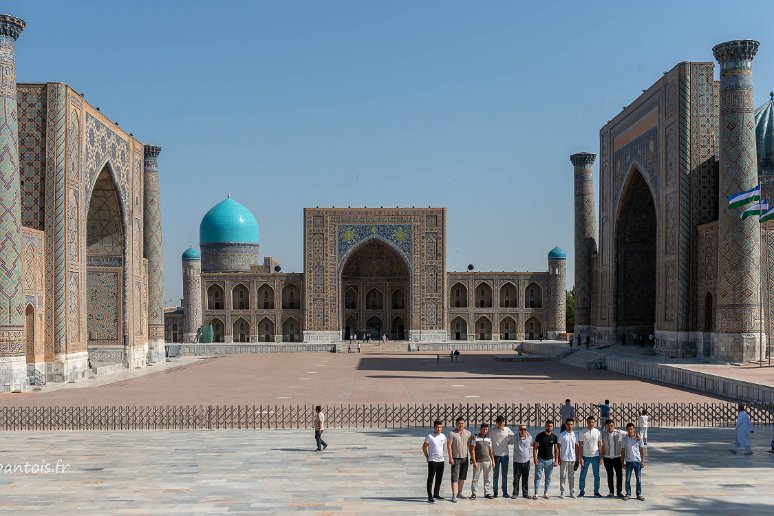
xmin=341 ymin=240 xmax=409 ymax=340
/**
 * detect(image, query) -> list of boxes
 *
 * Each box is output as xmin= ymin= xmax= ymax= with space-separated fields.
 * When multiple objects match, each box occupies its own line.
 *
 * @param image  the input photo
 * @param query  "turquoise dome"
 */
xmin=548 ymin=246 xmax=566 ymax=260
xmin=182 ymin=247 xmax=201 ymax=260
xmin=199 ymin=196 xmax=260 ymax=245
xmin=755 ymin=92 xmax=774 ymax=172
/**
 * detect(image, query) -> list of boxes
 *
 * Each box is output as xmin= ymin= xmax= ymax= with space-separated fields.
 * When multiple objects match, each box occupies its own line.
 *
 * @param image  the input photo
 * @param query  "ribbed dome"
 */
xmin=182 ymin=247 xmax=201 ymax=260
xmin=199 ymin=196 xmax=260 ymax=245
xmin=548 ymin=246 xmax=566 ymax=260
xmin=755 ymin=92 xmax=774 ymax=173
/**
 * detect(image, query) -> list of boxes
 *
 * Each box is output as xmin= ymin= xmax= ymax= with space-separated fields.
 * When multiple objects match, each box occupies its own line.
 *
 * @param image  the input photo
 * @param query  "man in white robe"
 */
xmin=729 ymin=404 xmax=753 ymax=455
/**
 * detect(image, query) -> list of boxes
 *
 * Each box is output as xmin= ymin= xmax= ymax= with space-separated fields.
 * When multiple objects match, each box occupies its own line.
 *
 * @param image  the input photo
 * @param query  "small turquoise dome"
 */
xmin=199 ymin=196 xmax=260 ymax=245
xmin=182 ymin=247 xmax=201 ymax=260
xmin=548 ymin=246 xmax=566 ymax=260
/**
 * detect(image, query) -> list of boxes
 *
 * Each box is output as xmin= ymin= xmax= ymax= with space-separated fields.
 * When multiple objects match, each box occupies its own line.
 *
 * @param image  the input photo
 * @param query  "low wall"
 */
xmin=605 ymin=356 xmax=774 ymax=403
xmin=515 ymin=341 xmax=570 ymax=358
xmin=168 ymin=343 xmax=337 ymax=356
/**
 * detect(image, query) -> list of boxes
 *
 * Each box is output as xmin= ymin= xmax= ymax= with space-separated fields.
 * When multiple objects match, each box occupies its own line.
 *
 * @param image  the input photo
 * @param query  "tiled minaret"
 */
xmin=182 ymin=248 xmax=202 ymax=343
xmin=0 ymin=14 xmax=26 ymax=391
xmin=713 ymin=40 xmax=763 ymax=362
xmin=143 ymin=145 xmax=165 ymax=362
xmin=571 ymin=152 xmax=597 ymax=340
xmin=546 ymin=248 xmax=567 ymax=339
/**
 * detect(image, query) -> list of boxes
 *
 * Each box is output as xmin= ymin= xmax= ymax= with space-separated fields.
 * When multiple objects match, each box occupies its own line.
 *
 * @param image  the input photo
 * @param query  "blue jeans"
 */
xmin=493 ymin=455 xmax=509 ymax=495
xmin=579 ymin=455 xmax=600 ymax=495
xmin=625 ymin=462 xmax=641 ymax=497
xmin=534 ymin=459 xmax=554 ymax=495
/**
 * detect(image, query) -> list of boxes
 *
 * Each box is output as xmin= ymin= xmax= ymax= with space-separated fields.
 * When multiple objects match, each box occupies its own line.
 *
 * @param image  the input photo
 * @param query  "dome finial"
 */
xmin=227 ymin=192 xmax=231 ymax=198
xmin=770 ymin=91 xmax=773 ymax=101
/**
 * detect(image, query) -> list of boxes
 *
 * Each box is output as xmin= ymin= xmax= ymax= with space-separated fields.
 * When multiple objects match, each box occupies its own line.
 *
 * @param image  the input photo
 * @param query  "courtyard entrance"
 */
xmin=341 ymin=239 xmax=410 ymax=340
xmin=615 ymin=170 xmax=656 ymax=338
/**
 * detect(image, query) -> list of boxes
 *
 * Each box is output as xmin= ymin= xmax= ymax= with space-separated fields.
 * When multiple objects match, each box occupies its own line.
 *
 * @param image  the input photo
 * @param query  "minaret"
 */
xmin=143 ymin=145 xmax=165 ymax=362
xmin=713 ymin=40 xmax=763 ymax=362
xmin=182 ymin=247 xmax=202 ymax=343
xmin=571 ymin=152 xmax=597 ymax=339
xmin=546 ymin=247 xmax=567 ymax=339
xmin=0 ymin=14 xmax=26 ymax=391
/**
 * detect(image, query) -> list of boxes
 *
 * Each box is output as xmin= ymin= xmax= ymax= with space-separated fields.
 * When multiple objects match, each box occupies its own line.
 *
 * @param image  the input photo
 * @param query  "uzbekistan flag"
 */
xmin=741 ymin=200 xmax=769 ymax=219
xmin=761 ymin=206 xmax=774 ymax=223
xmin=728 ymin=185 xmax=761 ymax=209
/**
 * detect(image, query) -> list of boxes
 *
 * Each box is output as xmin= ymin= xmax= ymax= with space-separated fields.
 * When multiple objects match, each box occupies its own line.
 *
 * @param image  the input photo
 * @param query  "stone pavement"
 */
xmin=2 ymin=351 xmax=728 ymax=406
xmin=0 ymin=426 xmax=772 ymax=513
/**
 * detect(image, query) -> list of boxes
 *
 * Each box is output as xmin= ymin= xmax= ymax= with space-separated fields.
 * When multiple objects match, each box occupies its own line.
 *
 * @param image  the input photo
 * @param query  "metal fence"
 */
xmin=1 ymin=402 xmax=772 ymax=431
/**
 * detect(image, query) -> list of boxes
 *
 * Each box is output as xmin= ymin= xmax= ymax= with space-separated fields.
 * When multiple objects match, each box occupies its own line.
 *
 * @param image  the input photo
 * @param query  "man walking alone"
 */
xmin=314 ymin=405 xmax=328 ymax=451
xmin=729 ymin=404 xmax=754 ymax=455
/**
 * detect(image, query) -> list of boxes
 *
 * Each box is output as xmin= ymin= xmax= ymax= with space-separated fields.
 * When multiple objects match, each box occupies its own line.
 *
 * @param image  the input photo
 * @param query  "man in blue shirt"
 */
xmin=620 ymin=422 xmax=645 ymax=501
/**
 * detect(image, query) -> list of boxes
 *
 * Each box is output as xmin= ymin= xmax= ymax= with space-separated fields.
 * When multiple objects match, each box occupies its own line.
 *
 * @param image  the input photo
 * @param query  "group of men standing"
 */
xmin=422 ymin=410 xmax=646 ymax=504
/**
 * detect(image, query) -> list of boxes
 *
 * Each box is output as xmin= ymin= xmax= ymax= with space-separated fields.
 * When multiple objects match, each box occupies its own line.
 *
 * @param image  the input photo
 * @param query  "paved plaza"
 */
xmin=0 ymin=426 xmax=772 ymax=513
xmin=2 ymin=351 xmax=729 ymax=407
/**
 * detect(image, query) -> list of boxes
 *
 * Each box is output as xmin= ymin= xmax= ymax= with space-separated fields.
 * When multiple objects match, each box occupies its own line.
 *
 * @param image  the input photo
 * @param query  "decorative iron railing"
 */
xmin=0 ymin=402 xmax=771 ymax=431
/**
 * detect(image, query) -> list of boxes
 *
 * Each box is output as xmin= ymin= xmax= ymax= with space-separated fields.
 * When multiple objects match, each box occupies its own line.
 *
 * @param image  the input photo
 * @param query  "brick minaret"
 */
xmin=571 ymin=152 xmax=597 ymax=339
xmin=713 ymin=40 xmax=763 ymax=362
xmin=182 ymin=248 xmax=202 ymax=343
xmin=0 ymin=14 xmax=26 ymax=391
xmin=143 ymin=145 xmax=165 ymax=361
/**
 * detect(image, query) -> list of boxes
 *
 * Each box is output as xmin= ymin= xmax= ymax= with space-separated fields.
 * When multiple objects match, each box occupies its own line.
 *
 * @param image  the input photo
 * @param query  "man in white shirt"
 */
xmin=557 ymin=417 xmax=579 ymax=498
xmin=314 ymin=405 xmax=327 ymax=451
xmin=488 ymin=415 xmax=515 ymax=498
xmin=511 ymin=424 xmax=533 ymax=499
xmin=422 ymin=420 xmax=447 ymax=503
xmin=578 ymin=416 xmax=603 ymax=497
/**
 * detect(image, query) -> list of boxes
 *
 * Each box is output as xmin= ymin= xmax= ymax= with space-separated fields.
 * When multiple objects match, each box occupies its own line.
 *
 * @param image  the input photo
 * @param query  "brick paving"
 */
xmin=1 ymin=351 xmax=731 ymax=407
xmin=0 ymin=427 xmax=772 ymax=513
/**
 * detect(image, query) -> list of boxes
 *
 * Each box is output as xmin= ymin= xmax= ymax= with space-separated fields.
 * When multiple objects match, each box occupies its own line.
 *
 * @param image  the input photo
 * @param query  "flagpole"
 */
xmin=760 ymin=220 xmax=764 ymax=367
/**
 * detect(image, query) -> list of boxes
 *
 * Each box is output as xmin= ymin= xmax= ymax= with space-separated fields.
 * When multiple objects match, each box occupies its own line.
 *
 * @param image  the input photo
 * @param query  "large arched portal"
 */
xmin=341 ymin=239 xmax=410 ymax=340
xmin=615 ymin=170 xmax=657 ymax=336
xmin=86 ymin=166 xmax=126 ymax=363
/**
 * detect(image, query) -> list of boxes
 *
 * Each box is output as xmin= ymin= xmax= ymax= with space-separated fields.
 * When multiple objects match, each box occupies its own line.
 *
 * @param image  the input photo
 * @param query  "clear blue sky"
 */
xmin=7 ymin=0 xmax=774 ymax=304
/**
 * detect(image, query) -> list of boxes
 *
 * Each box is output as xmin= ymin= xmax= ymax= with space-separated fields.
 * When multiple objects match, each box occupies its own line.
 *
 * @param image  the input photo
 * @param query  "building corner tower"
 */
xmin=182 ymin=248 xmax=202 ymax=343
xmin=143 ymin=145 xmax=165 ymax=362
xmin=546 ymin=247 xmax=567 ymax=339
xmin=713 ymin=40 xmax=763 ymax=362
xmin=571 ymin=152 xmax=597 ymax=340
xmin=0 ymin=14 xmax=26 ymax=392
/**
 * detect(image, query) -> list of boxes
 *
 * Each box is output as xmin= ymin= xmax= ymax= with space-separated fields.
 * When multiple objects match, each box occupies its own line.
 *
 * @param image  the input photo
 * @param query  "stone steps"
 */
xmin=559 ymin=349 xmax=606 ymax=369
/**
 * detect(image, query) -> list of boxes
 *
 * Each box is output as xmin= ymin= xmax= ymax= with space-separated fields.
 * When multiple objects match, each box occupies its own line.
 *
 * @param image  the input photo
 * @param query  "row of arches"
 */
xmin=202 ymin=317 xmax=302 ymax=342
xmin=449 ymin=316 xmax=543 ymax=340
xmin=344 ymin=315 xmax=406 ymax=340
xmin=206 ymin=283 xmax=301 ymax=311
xmin=344 ymin=287 xmax=406 ymax=310
xmin=450 ymin=282 xmax=543 ymax=309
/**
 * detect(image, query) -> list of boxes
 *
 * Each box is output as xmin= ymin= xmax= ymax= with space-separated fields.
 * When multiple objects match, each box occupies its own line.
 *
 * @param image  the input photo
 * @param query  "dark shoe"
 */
xmin=485 ymin=494 xmax=494 ymax=499
xmin=637 ymin=495 xmax=645 ymax=501
xmin=594 ymin=492 xmax=602 ymax=497
xmin=622 ymin=495 xmax=630 ymax=501
xmin=768 ymin=449 xmax=774 ymax=454
xmin=323 ymin=443 xmax=328 ymax=450
xmin=428 ymin=497 xmax=435 ymax=504
xmin=433 ymin=494 xmax=444 ymax=500
xmin=502 ymin=492 xmax=509 ymax=498
xmin=607 ymin=493 xmax=614 ymax=498
xmin=470 ymin=494 xmax=476 ymax=500
xmin=578 ymin=493 xmax=585 ymax=498
xmin=523 ymin=495 xmax=530 ymax=499
xmin=493 ymin=493 xmax=499 ymax=498
xmin=511 ymin=494 xmax=519 ymax=499
xmin=314 ymin=448 xmax=321 ymax=452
